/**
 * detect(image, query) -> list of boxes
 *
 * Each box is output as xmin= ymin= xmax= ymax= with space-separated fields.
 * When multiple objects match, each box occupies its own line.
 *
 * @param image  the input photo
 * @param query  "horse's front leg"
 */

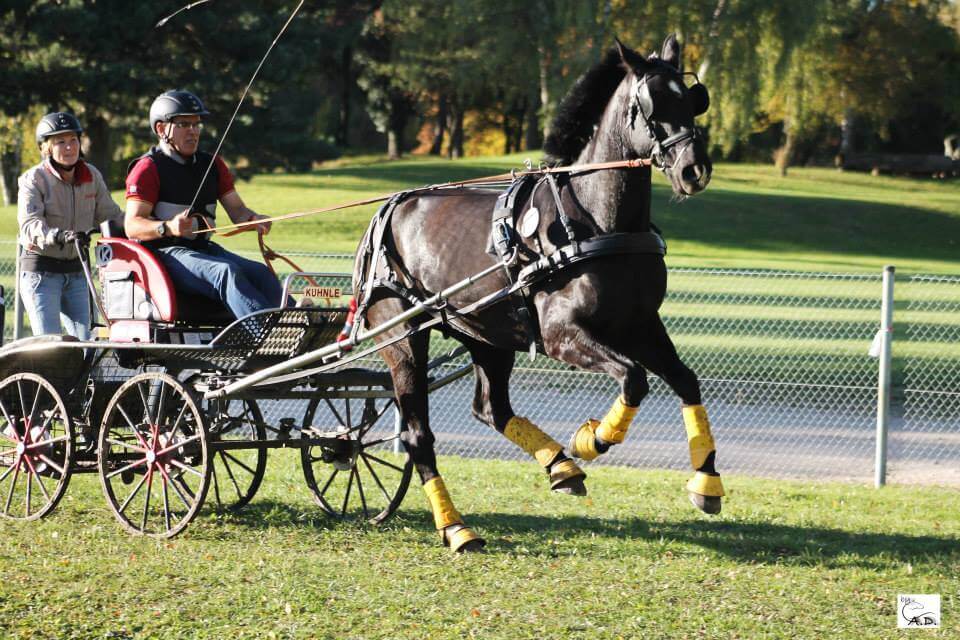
xmin=463 ymin=338 xmax=587 ymax=496
xmin=378 ymin=329 xmax=485 ymax=552
xmin=625 ymin=315 xmax=724 ymax=514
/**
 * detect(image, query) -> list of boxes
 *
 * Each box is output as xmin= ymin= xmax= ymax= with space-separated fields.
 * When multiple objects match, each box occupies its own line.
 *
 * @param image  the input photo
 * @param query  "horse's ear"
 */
xmin=660 ymin=33 xmax=682 ymax=70
xmin=615 ymin=37 xmax=648 ymax=73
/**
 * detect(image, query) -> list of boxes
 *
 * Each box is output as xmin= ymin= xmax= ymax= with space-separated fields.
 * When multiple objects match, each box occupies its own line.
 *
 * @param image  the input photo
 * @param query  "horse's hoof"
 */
xmin=567 ymin=419 xmax=600 ymax=461
xmin=688 ymin=492 xmax=722 ymax=515
xmin=442 ymin=524 xmax=486 ymax=553
xmin=552 ymin=476 xmax=588 ymax=496
xmin=549 ymin=459 xmax=587 ymax=496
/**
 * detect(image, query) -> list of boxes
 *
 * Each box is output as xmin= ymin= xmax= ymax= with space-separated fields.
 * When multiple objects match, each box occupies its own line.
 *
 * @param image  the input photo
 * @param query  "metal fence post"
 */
xmin=874 ymin=265 xmax=895 ymax=488
xmin=13 ymin=244 xmax=25 ymax=341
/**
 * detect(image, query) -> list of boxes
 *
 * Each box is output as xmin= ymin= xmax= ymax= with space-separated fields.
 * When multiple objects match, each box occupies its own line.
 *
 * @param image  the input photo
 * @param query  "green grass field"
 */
xmin=0 ymin=454 xmax=957 ymax=639
xmin=2 ymin=153 xmax=959 ymax=274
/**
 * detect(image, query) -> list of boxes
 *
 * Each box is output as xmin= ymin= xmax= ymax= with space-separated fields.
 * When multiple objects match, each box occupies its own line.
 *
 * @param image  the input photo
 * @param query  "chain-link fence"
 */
xmin=2 ymin=245 xmax=957 ymax=486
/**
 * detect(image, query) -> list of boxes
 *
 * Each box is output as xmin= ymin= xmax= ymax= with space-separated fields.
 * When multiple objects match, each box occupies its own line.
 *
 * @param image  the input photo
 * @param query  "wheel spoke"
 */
xmin=217 ymin=451 xmax=244 ymax=500
xmin=354 ymin=465 xmax=369 ymax=520
xmin=25 ymin=435 xmax=69 ymax=451
xmin=137 ymin=381 xmax=152 ymax=426
xmin=0 ymin=460 xmax=17 ymax=485
xmin=24 ymin=457 xmax=51 ymax=501
xmin=36 ymin=454 xmax=65 ymax=479
xmin=168 ymin=402 xmax=190 ymax=440
xmin=322 ymin=397 xmax=347 ymax=428
xmin=317 ymin=467 xmax=339 ymax=500
xmin=117 ymin=405 xmax=149 ymax=450
xmin=361 ymin=453 xmax=393 ymax=503
xmin=28 ymin=382 xmax=42 ymax=432
xmin=220 ymin=450 xmax=257 ymax=477
xmin=104 ymin=437 xmax=146 ymax=453
xmin=340 ymin=466 xmax=355 ymax=517
xmin=157 ymin=465 xmax=193 ymax=511
xmin=4 ymin=463 xmax=21 ymax=515
xmin=24 ymin=468 xmax=32 ymax=517
xmin=0 ymin=399 xmax=19 ymax=442
xmin=167 ymin=458 xmax=203 ymax=478
xmin=161 ymin=473 xmax=171 ymax=532
xmin=16 ymin=381 xmax=28 ymax=428
xmin=116 ymin=472 xmax=148 ymax=516
xmin=155 ymin=381 xmax=168 ymax=429
xmin=363 ymin=452 xmax=405 ymax=474
xmin=106 ymin=456 xmax=148 ymax=480
xmin=360 ymin=434 xmax=401 ymax=449
xmin=141 ymin=469 xmax=154 ymax=531
xmin=211 ymin=465 xmax=222 ymax=508
xmin=155 ymin=434 xmax=201 ymax=457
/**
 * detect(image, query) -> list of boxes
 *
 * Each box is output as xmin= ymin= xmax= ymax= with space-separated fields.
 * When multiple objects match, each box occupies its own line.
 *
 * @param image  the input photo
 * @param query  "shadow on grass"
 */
xmin=216 ymin=500 xmax=957 ymax=569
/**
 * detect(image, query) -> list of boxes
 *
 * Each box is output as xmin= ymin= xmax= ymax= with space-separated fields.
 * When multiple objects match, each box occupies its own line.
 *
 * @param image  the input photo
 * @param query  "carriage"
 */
xmin=0 ymin=229 xmax=471 ymax=537
xmin=2 ymin=36 xmax=724 ymax=550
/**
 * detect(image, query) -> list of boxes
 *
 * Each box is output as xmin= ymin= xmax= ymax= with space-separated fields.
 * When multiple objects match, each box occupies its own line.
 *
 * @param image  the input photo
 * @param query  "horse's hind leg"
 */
xmin=634 ymin=316 xmax=724 ymax=515
xmin=464 ymin=339 xmax=587 ymax=496
xmin=379 ymin=331 xmax=485 ymax=552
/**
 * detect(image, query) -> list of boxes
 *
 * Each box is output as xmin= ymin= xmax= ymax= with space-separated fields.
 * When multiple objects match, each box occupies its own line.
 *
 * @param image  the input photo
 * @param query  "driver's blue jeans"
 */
xmin=155 ymin=243 xmax=284 ymax=319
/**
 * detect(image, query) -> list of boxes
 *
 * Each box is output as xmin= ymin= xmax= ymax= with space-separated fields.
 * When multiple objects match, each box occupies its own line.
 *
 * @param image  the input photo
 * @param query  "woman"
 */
xmin=17 ymin=112 xmax=123 ymax=339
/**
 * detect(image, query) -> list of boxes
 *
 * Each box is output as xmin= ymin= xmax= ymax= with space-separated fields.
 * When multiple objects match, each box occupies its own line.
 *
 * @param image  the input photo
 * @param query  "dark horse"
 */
xmin=355 ymin=36 xmax=722 ymax=552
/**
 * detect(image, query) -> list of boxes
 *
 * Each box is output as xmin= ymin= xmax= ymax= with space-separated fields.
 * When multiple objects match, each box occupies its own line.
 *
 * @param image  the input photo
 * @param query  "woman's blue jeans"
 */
xmin=19 ymin=270 xmax=91 ymax=340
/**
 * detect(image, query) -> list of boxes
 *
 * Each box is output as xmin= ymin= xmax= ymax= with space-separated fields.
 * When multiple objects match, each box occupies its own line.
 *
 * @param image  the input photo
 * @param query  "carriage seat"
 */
xmin=96 ymin=221 xmax=237 ymax=336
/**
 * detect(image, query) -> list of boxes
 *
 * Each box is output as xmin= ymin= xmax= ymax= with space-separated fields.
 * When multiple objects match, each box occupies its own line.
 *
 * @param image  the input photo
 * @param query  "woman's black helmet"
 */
xmin=149 ymin=90 xmax=209 ymax=134
xmin=35 ymin=112 xmax=83 ymax=148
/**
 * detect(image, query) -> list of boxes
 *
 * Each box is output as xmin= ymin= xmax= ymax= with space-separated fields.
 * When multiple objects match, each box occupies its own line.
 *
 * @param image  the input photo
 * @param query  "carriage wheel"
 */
xmin=98 ymin=372 xmax=210 ymax=537
xmin=300 ymin=390 xmax=412 ymax=524
xmin=0 ymin=373 xmax=74 ymax=521
xmin=206 ymin=398 xmax=267 ymax=512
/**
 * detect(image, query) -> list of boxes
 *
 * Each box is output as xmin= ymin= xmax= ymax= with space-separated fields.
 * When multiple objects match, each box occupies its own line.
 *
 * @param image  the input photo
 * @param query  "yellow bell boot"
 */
xmin=505 ymin=416 xmax=586 ymax=495
xmin=568 ymin=396 xmax=638 ymax=460
xmin=423 ymin=476 xmax=485 ymax=552
xmin=682 ymin=405 xmax=724 ymax=514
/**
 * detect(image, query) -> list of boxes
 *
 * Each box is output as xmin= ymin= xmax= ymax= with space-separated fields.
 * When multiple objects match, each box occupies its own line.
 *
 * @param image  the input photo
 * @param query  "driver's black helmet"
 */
xmin=149 ymin=90 xmax=209 ymax=134
xmin=35 ymin=112 xmax=83 ymax=148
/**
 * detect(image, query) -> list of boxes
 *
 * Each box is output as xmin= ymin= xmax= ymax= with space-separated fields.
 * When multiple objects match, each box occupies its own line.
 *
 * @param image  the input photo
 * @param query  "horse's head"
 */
xmin=618 ymin=35 xmax=712 ymax=196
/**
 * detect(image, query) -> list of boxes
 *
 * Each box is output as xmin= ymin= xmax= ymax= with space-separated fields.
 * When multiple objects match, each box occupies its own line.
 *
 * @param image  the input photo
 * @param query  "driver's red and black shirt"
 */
xmin=125 ymin=146 xmax=236 ymax=249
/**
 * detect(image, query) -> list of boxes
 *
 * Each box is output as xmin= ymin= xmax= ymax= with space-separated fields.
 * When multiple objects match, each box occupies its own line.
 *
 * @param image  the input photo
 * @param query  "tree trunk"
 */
xmin=838 ymin=106 xmax=855 ymax=166
xmin=0 ymin=143 xmax=21 ymax=206
xmin=84 ymin=115 xmax=114 ymax=187
xmin=447 ymin=105 xmax=464 ymax=159
xmin=337 ymin=46 xmax=352 ymax=147
xmin=538 ymin=49 xmax=552 ymax=141
xmin=775 ymin=121 xmax=795 ymax=177
xmin=430 ymin=95 xmax=447 ymax=156
xmin=525 ymin=84 xmax=542 ymax=151
xmin=387 ymin=129 xmax=401 ymax=160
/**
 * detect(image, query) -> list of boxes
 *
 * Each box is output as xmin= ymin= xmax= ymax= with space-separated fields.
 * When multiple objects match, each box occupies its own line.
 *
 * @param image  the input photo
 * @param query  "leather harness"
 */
xmin=353 ymin=172 xmax=667 ymax=353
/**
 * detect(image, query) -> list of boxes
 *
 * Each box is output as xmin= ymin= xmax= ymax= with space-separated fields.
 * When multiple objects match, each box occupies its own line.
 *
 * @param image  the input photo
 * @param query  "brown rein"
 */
xmin=208 ymin=157 xmax=652 ymax=236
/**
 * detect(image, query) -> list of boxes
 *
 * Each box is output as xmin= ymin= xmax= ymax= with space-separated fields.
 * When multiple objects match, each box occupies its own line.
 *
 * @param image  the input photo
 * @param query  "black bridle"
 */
xmin=629 ymin=68 xmax=707 ymax=174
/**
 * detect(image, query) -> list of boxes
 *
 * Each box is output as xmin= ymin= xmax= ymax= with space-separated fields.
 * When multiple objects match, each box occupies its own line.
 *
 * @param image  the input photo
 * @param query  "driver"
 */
xmin=124 ymin=89 xmax=283 ymax=319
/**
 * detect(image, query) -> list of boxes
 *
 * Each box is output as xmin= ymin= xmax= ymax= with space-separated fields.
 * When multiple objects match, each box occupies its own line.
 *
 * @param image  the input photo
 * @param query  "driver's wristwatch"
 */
xmin=156 ymin=220 xmax=167 ymax=237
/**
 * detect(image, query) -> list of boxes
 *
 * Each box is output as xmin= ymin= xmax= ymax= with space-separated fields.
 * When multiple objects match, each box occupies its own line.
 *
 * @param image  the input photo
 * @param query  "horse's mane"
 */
xmin=543 ymin=47 xmax=628 ymax=165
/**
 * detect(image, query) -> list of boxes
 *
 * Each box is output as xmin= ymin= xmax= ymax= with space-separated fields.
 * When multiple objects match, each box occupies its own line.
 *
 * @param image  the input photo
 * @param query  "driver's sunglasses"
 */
xmin=170 ymin=121 xmax=204 ymax=131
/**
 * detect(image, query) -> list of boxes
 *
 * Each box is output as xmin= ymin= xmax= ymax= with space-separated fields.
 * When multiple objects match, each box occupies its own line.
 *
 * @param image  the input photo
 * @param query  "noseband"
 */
xmin=629 ymin=69 xmax=703 ymax=174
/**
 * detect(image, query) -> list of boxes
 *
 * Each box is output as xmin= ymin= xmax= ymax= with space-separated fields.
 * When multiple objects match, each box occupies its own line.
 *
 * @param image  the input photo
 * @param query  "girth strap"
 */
xmin=518 ymin=231 xmax=666 ymax=286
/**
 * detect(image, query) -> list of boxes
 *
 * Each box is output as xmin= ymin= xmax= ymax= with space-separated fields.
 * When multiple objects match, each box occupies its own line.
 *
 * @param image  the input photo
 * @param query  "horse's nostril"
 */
xmin=682 ymin=164 xmax=701 ymax=183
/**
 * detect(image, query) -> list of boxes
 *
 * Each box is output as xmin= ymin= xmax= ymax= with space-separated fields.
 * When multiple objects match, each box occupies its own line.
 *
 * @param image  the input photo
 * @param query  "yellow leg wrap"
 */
xmin=595 ymin=396 xmax=639 ymax=445
xmin=568 ymin=419 xmax=600 ymax=460
xmin=423 ymin=476 xmax=462 ymax=530
xmin=504 ymin=416 xmax=563 ymax=468
xmin=444 ymin=525 xmax=485 ymax=552
xmin=686 ymin=471 xmax=725 ymax=497
xmin=548 ymin=458 xmax=586 ymax=490
xmin=682 ymin=404 xmax=716 ymax=470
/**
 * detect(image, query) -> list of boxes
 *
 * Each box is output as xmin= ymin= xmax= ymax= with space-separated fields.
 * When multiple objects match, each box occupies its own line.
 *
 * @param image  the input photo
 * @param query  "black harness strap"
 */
xmin=517 ymin=231 xmax=666 ymax=287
